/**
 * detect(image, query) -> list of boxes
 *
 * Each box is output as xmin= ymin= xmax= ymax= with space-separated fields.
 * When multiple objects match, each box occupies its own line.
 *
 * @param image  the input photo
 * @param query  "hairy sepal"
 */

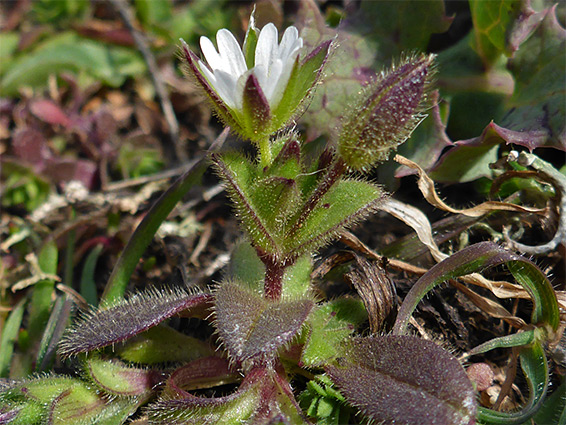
xmin=338 ymin=53 xmax=436 ymax=171
xmin=273 ymin=39 xmax=333 ymax=129
xmin=214 ymin=281 xmax=313 ymax=366
xmin=59 ymin=287 xmax=211 ymax=357
xmin=327 ymin=335 xmax=476 ymax=425
xmin=211 ymin=152 xmax=279 ymax=255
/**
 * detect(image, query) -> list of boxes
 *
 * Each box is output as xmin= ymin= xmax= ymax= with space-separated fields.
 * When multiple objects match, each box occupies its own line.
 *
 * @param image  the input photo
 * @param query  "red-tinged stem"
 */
xmin=264 ymin=257 xmax=284 ymax=301
xmin=290 ymin=157 xmax=346 ymax=235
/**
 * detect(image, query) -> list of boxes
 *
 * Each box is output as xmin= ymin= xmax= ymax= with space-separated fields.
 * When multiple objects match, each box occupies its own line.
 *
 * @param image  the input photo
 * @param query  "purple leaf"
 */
xmin=214 ymin=281 xmax=313 ymax=364
xmin=327 ymin=335 xmax=476 ymax=425
xmin=29 ymin=99 xmax=71 ymax=128
xmin=12 ymin=128 xmax=51 ymax=165
xmin=59 ymin=287 xmax=212 ymax=357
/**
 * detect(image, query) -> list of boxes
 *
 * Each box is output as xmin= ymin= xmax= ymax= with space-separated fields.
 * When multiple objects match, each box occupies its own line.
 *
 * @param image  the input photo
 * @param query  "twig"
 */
xmin=109 ymin=0 xmax=180 ymax=157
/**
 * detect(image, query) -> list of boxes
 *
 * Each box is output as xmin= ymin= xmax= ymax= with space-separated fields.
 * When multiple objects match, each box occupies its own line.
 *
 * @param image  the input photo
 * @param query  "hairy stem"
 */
xmin=264 ymin=257 xmax=284 ymax=300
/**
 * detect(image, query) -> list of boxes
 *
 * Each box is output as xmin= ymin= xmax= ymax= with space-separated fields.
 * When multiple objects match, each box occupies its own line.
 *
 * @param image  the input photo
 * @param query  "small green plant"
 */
xmin=1 ymin=5 xmax=561 ymax=425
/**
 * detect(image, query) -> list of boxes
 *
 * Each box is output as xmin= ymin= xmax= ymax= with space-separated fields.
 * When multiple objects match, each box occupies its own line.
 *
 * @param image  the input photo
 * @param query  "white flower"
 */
xmin=197 ymin=22 xmax=303 ymax=111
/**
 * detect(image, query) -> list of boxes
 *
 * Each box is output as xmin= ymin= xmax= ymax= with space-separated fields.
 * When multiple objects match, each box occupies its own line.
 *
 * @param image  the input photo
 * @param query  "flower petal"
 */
xmin=200 ymin=36 xmax=224 ymax=72
xmin=264 ymin=58 xmax=283 ymax=102
xmin=216 ymin=29 xmax=247 ymax=77
xmin=213 ymin=69 xmax=240 ymax=109
xmin=255 ymin=23 xmax=278 ymax=70
xmin=278 ymin=26 xmax=300 ymax=60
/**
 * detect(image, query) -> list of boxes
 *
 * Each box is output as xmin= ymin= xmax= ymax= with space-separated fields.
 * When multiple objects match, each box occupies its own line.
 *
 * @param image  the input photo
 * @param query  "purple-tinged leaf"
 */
xmin=392 ymin=241 xmax=560 ymax=336
xmin=214 ymin=281 xmax=313 ymax=364
xmin=29 ymin=99 xmax=71 ymax=128
xmin=165 ymin=357 xmax=239 ymax=396
xmin=151 ymin=367 xmax=310 ymax=424
xmin=12 ymin=128 xmax=51 ymax=165
xmin=327 ymin=335 xmax=476 ymax=425
xmin=503 ymin=5 xmax=566 ymax=150
xmin=59 ymin=287 xmax=212 ymax=357
xmin=429 ymin=122 xmax=524 ymax=183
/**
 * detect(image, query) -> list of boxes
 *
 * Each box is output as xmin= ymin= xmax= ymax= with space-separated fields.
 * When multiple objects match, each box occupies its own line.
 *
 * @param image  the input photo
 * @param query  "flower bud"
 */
xmin=338 ymin=53 xmax=436 ymax=172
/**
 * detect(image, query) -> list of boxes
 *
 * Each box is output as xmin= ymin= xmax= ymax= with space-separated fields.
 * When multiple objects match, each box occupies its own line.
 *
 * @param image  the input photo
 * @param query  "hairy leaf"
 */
xmin=327 ymin=335 xmax=476 ymax=425
xmin=116 ymin=324 xmax=214 ymax=365
xmin=287 ymin=179 xmax=384 ymax=257
xmin=59 ymin=287 xmax=212 ymax=357
xmin=214 ymin=281 xmax=313 ymax=364
xmin=165 ymin=357 xmax=239 ymax=396
xmin=301 ymin=298 xmax=367 ymax=367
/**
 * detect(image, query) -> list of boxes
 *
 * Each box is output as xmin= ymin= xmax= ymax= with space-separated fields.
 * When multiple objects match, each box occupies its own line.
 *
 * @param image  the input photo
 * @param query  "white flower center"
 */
xmin=198 ymin=23 xmax=303 ymax=111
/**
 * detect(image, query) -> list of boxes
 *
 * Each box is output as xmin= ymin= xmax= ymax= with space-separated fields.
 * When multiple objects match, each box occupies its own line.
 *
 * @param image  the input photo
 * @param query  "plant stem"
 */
xmin=264 ymin=257 xmax=284 ymax=300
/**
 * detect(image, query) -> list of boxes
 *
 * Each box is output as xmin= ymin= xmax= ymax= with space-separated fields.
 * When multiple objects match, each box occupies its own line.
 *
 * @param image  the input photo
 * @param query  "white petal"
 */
xmin=200 ymin=36 xmax=224 ymax=72
xmin=278 ymin=26 xmax=299 ymax=60
xmin=269 ymin=55 xmax=297 ymax=108
xmin=216 ymin=29 xmax=247 ymax=77
xmin=213 ymin=69 xmax=239 ymax=109
xmin=252 ymin=63 xmax=269 ymax=95
xmin=198 ymin=60 xmax=217 ymax=85
xmin=264 ymin=59 xmax=283 ymax=102
xmin=255 ymin=23 xmax=278 ymax=69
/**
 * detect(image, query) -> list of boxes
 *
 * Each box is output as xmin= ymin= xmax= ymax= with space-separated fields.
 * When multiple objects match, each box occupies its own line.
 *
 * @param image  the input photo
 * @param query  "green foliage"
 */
xmin=301 ymin=298 xmax=367 ymax=367
xmin=1 ymin=162 xmax=51 ymax=212
xmin=0 ymin=32 xmax=145 ymax=96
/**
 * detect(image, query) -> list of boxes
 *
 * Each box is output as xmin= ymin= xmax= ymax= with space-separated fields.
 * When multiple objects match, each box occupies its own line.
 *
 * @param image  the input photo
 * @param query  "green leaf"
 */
xmin=80 ymin=244 xmax=104 ymax=306
xmin=392 ymin=242 xmax=560 ymax=336
xmin=212 ymin=152 xmax=279 ymax=254
xmin=287 ymin=179 xmax=383 ymax=257
xmin=470 ymin=0 xmax=521 ymax=65
xmin=86 ymin=356 xmax=159 ymax=396
xmin=0 ymin=32 xmax=19 ymax=77
xmin=116 ymin=324 xmax=214 ymax=364
xmin=0 ymin=32 xmax=145 ymax=97
xmin=503 ymin=7 xmax=566 ymax=150
xmin=301 ymin=298 xmax=367 ymax=367
xmin=478 ymin=341 xmax=550 ymax=424
xmin=134 ymin=0 xmax=172 ymax=27
xmin=533 ymin=381 xmax=566 ymax=425
xmin=28 ymin=240 xmax=58 ymax=345
xmin=102 ymin=131 xmax=226 ymax=303
xmin=0 ymin=298 xmax=26 ymax=378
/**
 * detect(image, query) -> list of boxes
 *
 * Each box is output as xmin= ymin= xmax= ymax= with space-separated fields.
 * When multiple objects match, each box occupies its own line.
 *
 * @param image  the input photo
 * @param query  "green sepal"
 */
xmin=301 ymin=297 xmax=367 ymax=367
xmin=250 ymin=176 xmax=302 ymax=235
xmin=273 ymin=39 xmax=333 ymax=129
xmin=116 ymin=324 xmax=214 ymax=364
xmin=212 ymin=152 xmax=278 ymax=254
xmin=287 ymin=179 xmax=384 ymax=257
xmin=242 ymin=9 xmax=259 ymax=69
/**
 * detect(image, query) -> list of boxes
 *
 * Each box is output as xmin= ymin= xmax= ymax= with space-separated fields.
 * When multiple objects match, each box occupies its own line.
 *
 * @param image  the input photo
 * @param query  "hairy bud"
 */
xmin=338 ymin=53 xmax=436 ymax=172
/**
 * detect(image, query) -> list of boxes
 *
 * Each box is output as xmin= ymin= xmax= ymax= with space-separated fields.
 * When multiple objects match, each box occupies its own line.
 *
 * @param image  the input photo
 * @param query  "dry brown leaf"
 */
xmin=394 ymin=155 xmax=545 ymax=217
